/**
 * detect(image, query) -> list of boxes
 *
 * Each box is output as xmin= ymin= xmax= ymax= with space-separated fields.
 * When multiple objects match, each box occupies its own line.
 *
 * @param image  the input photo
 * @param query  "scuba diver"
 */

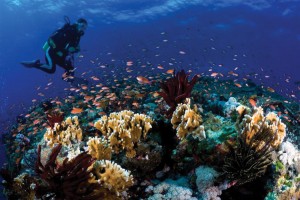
xmin=21 ymin=17 xmax=88 ymax=83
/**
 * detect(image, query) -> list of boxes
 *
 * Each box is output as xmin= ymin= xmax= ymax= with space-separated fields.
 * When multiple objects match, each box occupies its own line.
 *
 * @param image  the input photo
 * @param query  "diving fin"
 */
xmin=21 ymin=59 xmax=41 ymax=68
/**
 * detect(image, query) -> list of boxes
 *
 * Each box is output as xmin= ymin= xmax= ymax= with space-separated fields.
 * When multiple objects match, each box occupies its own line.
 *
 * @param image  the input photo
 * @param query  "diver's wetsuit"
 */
xmin=40 ymin=23 xmax=84 ymax=76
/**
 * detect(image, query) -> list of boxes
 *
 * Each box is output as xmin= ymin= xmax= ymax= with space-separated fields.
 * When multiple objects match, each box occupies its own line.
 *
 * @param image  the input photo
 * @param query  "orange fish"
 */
xmin=248 ymin=98 xmax=256 ymax=107
xmin=33 ymin=119 xmax=40 ymax=125
xmin=91 ymin=76 xmax=100 ymax=81
xmin=81 ymin=85 xmax=88 ymax=90
xmin=267 ymin=87 xmax=275 ymax=93
xmin=71 ymin=108 xmax=83 ymax=114
xmin=210 ymin=72 xmax=218 ymax=77
xmin=234 ymin=83 xmax=242 ymax=88
xmin=157 ymin=65 xmax=164 ymax=69
xmin=136 ymin=76 xmax=151 ymax=84
xmin=166 ymin=69 xmax=174 ymax=74
xmin=126 ymin=61 xmax=133 ymax=66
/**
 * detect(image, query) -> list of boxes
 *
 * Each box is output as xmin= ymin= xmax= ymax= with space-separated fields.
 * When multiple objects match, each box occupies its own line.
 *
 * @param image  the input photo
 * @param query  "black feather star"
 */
xmin=35 ymin=144 xmax=104 ymax=200
xmin=222 ymin=123 xmax=274 ymax=186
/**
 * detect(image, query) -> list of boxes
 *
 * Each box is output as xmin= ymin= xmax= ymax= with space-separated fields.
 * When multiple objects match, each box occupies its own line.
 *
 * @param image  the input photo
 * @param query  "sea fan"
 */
xmin=222 ymin=125 xmax=274 ymax=186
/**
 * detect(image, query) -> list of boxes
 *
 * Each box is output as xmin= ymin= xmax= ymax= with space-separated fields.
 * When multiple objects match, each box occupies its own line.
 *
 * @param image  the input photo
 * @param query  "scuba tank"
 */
xmin=43 ymin=16 xmax=72 ymax=52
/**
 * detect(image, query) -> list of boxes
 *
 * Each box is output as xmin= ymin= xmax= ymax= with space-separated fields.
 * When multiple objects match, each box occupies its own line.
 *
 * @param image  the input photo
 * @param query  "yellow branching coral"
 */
xmin=171 ymin=98 xmax=205 ymax=140
xmin=87 ymin=136 xmax=112 ymax=160
xmin=94 ymin=110 xmax=153 ymax=158
xmin=92 ymin=160 xmax=134 ymax=196
xmin=44 ymin=116 xmax=82 ymax=147
xmin=236 ymin=106 xmax=286 ymax=149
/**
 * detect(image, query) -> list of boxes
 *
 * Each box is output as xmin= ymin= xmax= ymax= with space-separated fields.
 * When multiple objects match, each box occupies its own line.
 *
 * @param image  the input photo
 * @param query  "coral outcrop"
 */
xmin=171 ymin=98 xmax=205 ymax=140
xmin=44 ymin=116 xmax=83 ymax=147
xmin=94 ymin=110 xmax=153 ymax=158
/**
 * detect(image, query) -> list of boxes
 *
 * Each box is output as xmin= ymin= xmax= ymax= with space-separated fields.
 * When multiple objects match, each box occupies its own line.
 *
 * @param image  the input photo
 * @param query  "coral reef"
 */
xmin=2 ymin=69 xmax=300 ymax=200
xmin=94 ymin=110 xmax=153 ymax=158
xmin=171 ymin=98 xmax=205 ymax=140
xmin=158 ymin=70 xmax=199 ymax=117
xmin=44 ymin=116 xmax=83 ymax=147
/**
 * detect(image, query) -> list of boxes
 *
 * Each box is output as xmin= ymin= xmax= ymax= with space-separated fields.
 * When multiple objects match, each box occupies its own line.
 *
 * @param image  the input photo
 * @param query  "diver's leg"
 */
xmin=21 ymin=46 xmax=56 ymax=73
xmin=20 ymin=59 xmax=41 ymax=68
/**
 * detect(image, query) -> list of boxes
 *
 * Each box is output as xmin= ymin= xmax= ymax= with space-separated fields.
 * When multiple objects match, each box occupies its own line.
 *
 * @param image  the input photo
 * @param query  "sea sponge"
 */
xmin=86 ymin=136 xmax=112 ymax=160
xmin=92 ymin=160 xmax=134 ymax=196
xmin=236 ymin=106 xmax=286 ymax=149
xmin=94 ymin=110 xmax=153 ymax=158
xmin=171 ymin=98 xmax=205 ymax=140
xmin=44 ymin=116 xmax=82 ymax=147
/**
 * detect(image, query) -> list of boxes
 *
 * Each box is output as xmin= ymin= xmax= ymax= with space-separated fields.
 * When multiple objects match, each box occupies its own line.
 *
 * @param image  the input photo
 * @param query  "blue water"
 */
xmin=0 ymin=0 xmax=300 ymax=184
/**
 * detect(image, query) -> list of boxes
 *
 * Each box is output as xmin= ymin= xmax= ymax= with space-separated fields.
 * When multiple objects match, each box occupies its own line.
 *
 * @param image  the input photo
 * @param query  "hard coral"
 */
xmin=86 ymin=136 xmax=112 ymax=160
xmin=236 ymin=106 xmax=286 ymax=150
xmin=92 ymin=160 xmax=134 ymax=196
xmin=35 ymin=144 xmax=102 ymax=200
xmin=44 ymin=116 xmax=83 ymax=147
xmin=171 ymin=98 xmax=205 ymax=140
xmin=94 ymin=110 xmax=153 ymax=158
xmin=158 ymin=69 xmax=199 ymax=118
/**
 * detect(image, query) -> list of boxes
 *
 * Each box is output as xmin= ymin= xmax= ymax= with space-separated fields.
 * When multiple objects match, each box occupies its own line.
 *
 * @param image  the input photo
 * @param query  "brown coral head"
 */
xmin=46 ymin=110 xmax=64 ymax=128
xmin=158 ymin=69 xmax=199 ymax=118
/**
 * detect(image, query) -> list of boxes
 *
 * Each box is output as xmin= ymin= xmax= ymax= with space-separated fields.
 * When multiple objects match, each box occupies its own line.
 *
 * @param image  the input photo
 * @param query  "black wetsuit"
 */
xmin=42 ymin=24 xmax=84 ymax=76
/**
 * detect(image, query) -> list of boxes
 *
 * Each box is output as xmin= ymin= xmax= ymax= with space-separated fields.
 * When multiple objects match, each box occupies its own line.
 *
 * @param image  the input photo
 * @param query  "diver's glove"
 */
xmin=68 ymin=46 xmax=80 ymax=53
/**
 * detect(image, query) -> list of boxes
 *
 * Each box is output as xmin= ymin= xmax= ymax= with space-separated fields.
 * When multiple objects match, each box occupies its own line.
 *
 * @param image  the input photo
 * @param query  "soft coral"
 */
xmin=158 ymin=69 xmax=199 ymax=117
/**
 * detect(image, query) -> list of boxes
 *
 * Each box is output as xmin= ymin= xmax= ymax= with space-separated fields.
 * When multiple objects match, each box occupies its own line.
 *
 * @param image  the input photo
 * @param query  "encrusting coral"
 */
xmin=44 ymin=116 xmax=83 ymax=147
xmin=86 ymin=136 xmax=112 ymax=160
xmin=92 ymin=160 xmax=134 ymax=196
xmin=171 ymin=98 xmax=205 ymax=140
xmin=94 ymin=110 xmax=153 ymax=158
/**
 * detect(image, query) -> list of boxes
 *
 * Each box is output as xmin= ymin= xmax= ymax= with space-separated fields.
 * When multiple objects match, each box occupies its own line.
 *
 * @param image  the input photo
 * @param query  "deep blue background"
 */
xmin=0 ymin=2 xmax=300 ymax=197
